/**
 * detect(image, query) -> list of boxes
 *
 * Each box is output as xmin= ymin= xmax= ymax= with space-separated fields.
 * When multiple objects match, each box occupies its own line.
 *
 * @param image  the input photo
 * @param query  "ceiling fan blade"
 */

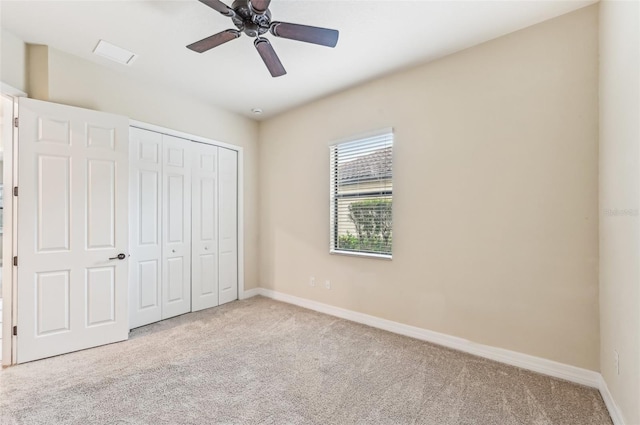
xmin=270 ymin=22 xmax=339 ymax=48
xmin=198 ymin=0 xmax=234 ymax=17
xmin=187 ymin=29 xmax=241 ymax=53
xmin=254 ymin=38 xmax=286 ymax=77
xmin=249 ymin=0 xmax=271 ymax=14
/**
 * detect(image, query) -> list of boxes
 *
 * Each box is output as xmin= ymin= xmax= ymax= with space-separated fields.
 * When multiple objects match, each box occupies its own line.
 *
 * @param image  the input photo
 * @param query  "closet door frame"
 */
xmin=129 ymin=120 xmax=245 ymax=302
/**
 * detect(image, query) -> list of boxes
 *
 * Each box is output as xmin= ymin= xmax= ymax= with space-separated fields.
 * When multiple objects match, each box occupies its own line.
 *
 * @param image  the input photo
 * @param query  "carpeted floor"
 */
xmin=0 ymin=296 xmax=611 ymax=425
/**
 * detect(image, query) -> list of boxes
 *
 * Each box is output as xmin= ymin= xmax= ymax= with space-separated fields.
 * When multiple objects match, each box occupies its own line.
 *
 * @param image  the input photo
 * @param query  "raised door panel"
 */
xmin=37 ymin=117 xmax=70 ymax=144
xmin=167 ymin=174 xmax=186 ymax=244
xmin=162 ymin=135 xmax=191 ymax=319
xmin=37 ymin=155 xmax=71 ymax=252
xmin=86 ymin=266 xmax=116 ymax=327
xmin=87 ymin=159 xmax=116 ymax=250
xmin=218 ymin=148 xmax=238 ymax=305
xmin=167 ymin=257 xmax=185 ymax=301
xmin=36 ymin=270 xmax=71 ymax=336
xmin=191 ymin=143 xmax=219 ymax=312
xmin=139 ymin=171 xmax=160 ymax=245
xmin=129 ymin=128 xmax=163 ymax=329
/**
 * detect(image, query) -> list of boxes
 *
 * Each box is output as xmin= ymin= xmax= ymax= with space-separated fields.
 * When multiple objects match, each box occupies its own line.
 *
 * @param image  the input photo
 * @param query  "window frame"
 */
xmin=329 ymin=128 xmax=394 ymax=260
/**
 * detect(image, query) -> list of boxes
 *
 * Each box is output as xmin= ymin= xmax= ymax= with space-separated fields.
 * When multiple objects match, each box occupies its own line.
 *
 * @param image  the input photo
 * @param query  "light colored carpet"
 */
xmin=0 ymin=296 xmax=611 ymax=425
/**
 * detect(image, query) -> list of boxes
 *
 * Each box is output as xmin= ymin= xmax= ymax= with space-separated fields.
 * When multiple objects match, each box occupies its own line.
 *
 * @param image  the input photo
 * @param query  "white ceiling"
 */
xmin=1 ymin=0 xmax=595 ymax=119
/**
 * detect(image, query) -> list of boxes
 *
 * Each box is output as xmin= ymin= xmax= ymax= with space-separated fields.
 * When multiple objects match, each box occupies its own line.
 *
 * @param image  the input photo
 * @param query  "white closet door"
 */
xmin=129 ymin=128 xmax=163 ymax=328
xmin=191 ymin=143 xmax=219 ymax=311
xmin=17 ymin=98 xmax=129 ymax=363
xmin=218 ymin=147 xmax=238 ymax=305
xmin=162 ymin=135 xmax=192 ymax=319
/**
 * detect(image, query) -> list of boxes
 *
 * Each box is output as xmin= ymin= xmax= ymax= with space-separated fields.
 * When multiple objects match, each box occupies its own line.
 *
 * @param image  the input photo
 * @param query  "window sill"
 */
xmin=330 ymin=250 xmax=392 ymax=260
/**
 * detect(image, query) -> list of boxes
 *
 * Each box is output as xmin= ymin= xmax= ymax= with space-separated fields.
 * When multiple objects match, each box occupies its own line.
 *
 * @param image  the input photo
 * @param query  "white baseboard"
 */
xmin=599 ymin=375 xmax=626 ymax=425
xmin=240 ymin=287 xmax=261 ymax=300
xmin=254 ymin=288 xmax=601 ymax=389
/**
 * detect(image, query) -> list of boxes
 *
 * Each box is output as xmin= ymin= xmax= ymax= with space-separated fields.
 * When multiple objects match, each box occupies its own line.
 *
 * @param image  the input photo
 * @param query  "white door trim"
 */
xmin=1 ymin=92 xmax=21 ymax=366
xmin=2 ymin=83 xmax=26 ymax=365
xmin=129 ymin=120 xmax=245 ymax=301
xmin=129 ymin=120 xmax=242 ymax=152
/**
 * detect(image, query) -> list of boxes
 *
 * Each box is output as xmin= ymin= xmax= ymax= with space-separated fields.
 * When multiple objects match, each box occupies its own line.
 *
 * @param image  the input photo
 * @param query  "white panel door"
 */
xmin=17 ymin=98 xmax=129 ymax=363
xmin=191 ymin=143 xmax=219 ymax=312
xmin=162 ymin=135 xmax=191 ymax=319
xmin=218 ymin=148 xmax=238 ymax=305
xmin=129 ymin=128 xmax=163 ymax=328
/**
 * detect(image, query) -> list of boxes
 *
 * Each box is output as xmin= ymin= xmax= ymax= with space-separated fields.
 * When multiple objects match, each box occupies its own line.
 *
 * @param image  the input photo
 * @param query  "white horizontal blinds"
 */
xmin=330 ymin=129 xmax=393 ymax=256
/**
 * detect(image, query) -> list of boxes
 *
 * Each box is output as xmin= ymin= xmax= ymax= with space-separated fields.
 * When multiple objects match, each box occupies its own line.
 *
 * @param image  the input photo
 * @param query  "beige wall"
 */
xmin=599 ymin=1 xmax=640 ymax=423
xmin=259 ymin=6 xmax=600 ymax=370
xmin=0 ymin=29 xmax=27 ymax=92
xmin=25 ymin=44 xmax=260 ymax=290
xmin=27 ymin=45 xmax=48 ymax=100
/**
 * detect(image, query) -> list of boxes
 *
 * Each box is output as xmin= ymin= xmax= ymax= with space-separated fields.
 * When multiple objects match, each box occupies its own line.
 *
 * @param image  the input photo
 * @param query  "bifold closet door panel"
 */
xmin=219 ymin=147 xmax=238 ymax=305
xmin=129 ymin=128 xmax=163 ymax=329
xmin=191 ymin=143 xmax=219 ymax=312
xmin=162 ymin=135 xmax=192 ymax=319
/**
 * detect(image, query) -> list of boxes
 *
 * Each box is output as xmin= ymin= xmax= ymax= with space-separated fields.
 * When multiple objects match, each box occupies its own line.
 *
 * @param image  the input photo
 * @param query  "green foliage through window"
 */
xmin=337 ymin=199 xmax=392 ymax=254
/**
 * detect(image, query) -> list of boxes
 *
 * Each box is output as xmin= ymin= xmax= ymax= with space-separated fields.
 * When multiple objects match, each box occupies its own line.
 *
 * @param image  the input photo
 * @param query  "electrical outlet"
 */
xmin=309 ymin=277 xmax=315 ymax=287
xmin=614 ymin=350 xmax=619 ymax=375
xmin=325 ymin=280 xmax=331 ymax=289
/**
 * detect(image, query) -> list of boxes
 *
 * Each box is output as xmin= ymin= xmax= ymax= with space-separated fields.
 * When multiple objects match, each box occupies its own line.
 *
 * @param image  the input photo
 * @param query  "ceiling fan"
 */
xmin=187 ymin=0 xmax=339 ymax=77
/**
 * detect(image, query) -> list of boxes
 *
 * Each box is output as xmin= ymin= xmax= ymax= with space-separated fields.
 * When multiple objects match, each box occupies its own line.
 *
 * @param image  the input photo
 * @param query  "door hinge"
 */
xmin=14 ymin=117 xmax=18 ymax=128
xmin=13 ymin=186 xmax=18 ymax=197
xmin=13 ymin=256 xmax=18 ymax=267
xmin=13 ymin=326 xmax=17 ymax=336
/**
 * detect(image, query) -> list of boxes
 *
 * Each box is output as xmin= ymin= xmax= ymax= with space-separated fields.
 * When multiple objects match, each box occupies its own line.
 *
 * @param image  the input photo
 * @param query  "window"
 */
xmin=330 ymin=128 xmax=393 ymax=258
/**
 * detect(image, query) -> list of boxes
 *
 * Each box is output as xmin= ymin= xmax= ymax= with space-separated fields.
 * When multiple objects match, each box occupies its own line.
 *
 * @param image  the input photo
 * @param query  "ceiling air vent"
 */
xmin=93 ymin=40 xmax=137 ymax=66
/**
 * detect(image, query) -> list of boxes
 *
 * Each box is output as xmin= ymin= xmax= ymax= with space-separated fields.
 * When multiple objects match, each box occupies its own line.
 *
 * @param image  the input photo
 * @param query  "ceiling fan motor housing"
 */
xmin=231 ymin=0 xmax=271 ymax=37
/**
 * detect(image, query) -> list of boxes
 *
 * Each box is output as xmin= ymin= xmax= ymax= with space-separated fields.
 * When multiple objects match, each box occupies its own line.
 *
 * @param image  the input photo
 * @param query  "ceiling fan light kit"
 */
xmin=187 ymin=0 xmax=339 ymax=77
